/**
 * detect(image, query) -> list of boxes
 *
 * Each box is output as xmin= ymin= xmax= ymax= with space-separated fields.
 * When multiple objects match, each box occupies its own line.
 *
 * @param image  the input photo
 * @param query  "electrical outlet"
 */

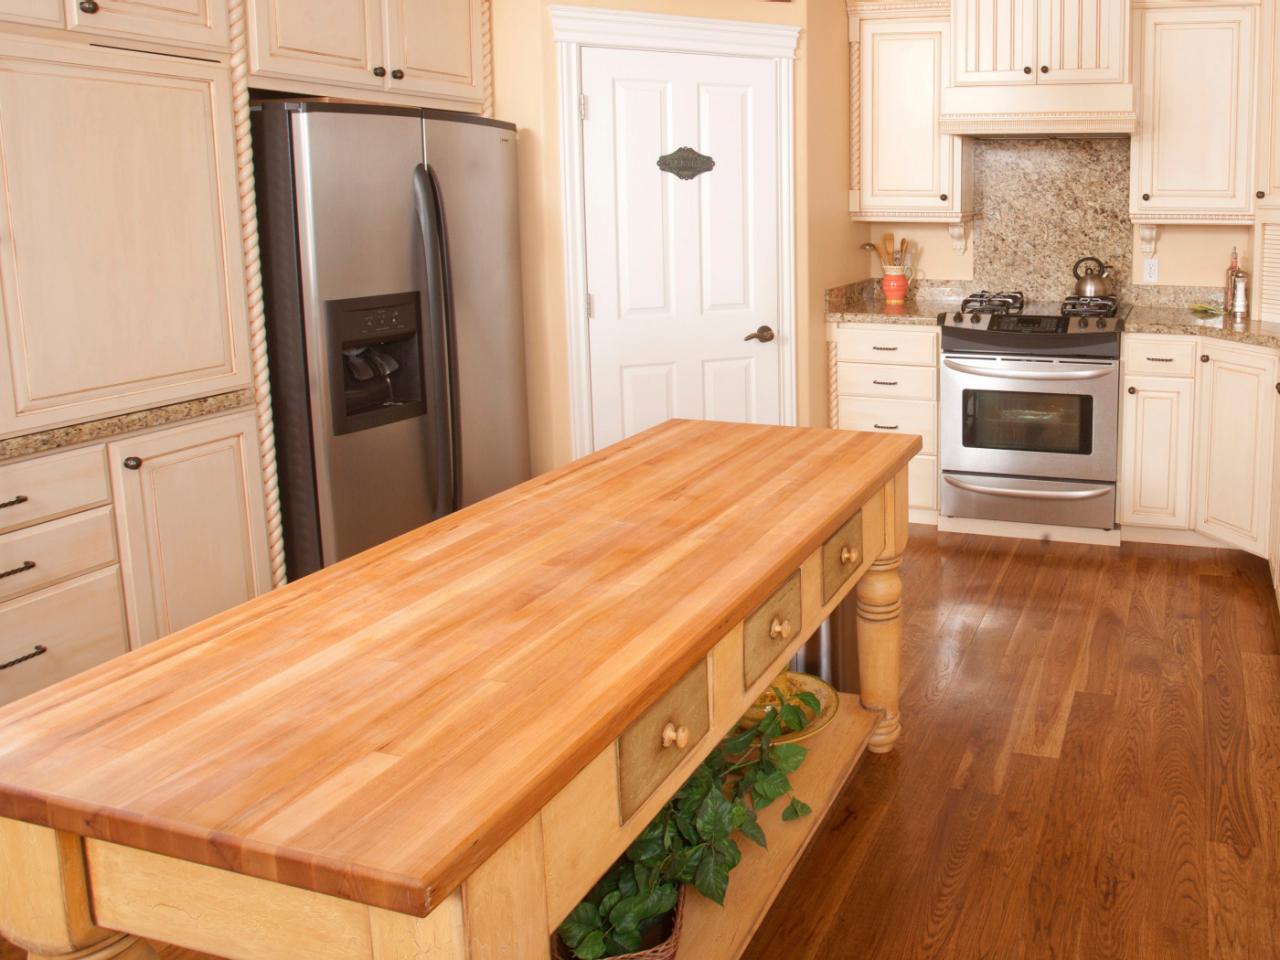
xmin=1143 ymin=257 xmax=1159 ymax=283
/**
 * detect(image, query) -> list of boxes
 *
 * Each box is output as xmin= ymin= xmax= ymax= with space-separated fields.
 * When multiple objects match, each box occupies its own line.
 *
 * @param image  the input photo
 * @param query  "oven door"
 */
xmin=940 ymin=354 xmax=1119 ymax=483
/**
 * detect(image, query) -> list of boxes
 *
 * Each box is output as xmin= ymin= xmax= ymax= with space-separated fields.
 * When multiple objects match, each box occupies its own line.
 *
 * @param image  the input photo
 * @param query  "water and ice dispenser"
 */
xmin=325 ymin=292 xmax=427 ymax=436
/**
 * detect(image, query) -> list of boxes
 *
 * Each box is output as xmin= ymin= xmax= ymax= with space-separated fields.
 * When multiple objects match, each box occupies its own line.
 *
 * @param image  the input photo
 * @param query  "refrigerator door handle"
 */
xmin=413 ymin=162 xmax=460 ymax=516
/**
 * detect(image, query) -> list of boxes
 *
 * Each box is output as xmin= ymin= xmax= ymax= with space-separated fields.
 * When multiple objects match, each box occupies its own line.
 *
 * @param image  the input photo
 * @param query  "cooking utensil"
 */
xmin=1072 ymin=256 xmax=1113 ymax=298
xmin=861 ymin=241 xmax=886 ymax=269
xmin=882 ymin=232 xmax=896 ymax=266
xmin=898 ymin=238 xmax=908 ymax=267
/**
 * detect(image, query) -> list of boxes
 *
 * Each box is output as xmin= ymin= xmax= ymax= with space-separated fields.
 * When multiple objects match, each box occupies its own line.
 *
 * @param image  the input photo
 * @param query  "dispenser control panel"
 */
xmin=351 ymin=305 xmax=414 ymax=338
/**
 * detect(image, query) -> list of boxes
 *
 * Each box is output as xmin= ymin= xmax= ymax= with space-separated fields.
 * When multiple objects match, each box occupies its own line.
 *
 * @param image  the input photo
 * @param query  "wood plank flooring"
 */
xmin=2 ymin=527 xmax=1277 ymax=959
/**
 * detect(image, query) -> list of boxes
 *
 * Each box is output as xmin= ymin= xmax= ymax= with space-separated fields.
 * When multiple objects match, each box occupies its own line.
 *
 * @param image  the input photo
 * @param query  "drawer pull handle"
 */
xmin=1145 ymin=356 xmax=1173 ymax=363
xmin=0 ymin=645 xmax=47 ymax=671
xmin=872 ymin=379 xmax=899 ymax=386
xmin=840 ymin=545 xmax=858 ymax=566
xmin=661 ymin=722 xmax=690 ymax=750
xmin=0 ymin=560 xmax=36 ymax=580
xmin=0 ymin=494 xmax=28 ymax=510
xmin=769 ymin=617 xmax=792 ymax=641
xmin=873 ymin=423 xmax=899 ymax=430
xmin=871 ymin=345 xmax=898 ymax=352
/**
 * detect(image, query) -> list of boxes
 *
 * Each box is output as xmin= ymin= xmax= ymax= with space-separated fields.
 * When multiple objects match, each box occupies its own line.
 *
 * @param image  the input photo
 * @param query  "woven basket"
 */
xmin=553 ymin=886 xmax=686 ymax=960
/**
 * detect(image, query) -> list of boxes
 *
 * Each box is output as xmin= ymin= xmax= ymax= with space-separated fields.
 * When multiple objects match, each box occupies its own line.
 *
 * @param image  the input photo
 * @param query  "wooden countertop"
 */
xmin=0 ymin=420 xmax=919 ymax=917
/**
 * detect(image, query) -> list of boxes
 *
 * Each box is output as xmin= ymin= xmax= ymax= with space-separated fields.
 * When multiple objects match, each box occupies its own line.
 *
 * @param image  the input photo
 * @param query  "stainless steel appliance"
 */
xmin=938 ymin=291 xmax=1127 ymax=529
xmin=252 ymin=101 xmax=531 ymax=578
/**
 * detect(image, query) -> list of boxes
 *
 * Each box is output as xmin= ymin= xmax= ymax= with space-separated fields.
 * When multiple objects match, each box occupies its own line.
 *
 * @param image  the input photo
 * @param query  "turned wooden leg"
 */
xmin=0 ymin=819 xmax=158 ymax=960
xmin=855 ymin=550 xmax=904 ymax=754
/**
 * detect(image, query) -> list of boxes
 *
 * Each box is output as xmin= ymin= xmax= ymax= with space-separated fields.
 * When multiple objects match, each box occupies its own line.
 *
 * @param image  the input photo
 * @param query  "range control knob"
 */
xmin=953 ymin=313 xmax=963 ymax=324
xmin=1078 ymin=318 xmax=1088 ymax=328
xmin=970 ymin=314 xmax=981 ymax=324
xmin=1096 ymin=318 xmax=1107 ymax=329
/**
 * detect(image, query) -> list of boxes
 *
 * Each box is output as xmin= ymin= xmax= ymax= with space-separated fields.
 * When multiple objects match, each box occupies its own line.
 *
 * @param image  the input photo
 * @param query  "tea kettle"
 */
xmin=1072 ymin=257 xmax=1113 ymax=298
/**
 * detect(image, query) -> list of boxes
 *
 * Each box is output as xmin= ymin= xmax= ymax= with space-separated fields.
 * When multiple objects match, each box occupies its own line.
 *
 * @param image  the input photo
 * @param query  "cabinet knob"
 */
xmin=940 ymin=193 xmax=948 ymax=201
xmin=373 ymin=66 xmax=386 ymax=78
xmin=1023 ymin=66 xmax=1032 ymax=74
xmin=1258 ymin=191 xmax=1267 ymax=200
xmin=78 ymin=0 xmax=99 ymax=12
xmin=123 ymin=456 xmax=143 ymax=470
xmin=1275 ymin=382 xmax=1279 ymax=395
xmin=661 ymin=722 xmax=690 ymax=750
xmin=1040 ymin=65 xmax=1049 ymax=74
xmin=1127 ymin=386 xmax=1136 ymax=395
xmin=1200 ymin=354 xmax=1210 ymax=363
xmin=391 ymin=68 xmax=405 ymax=80
xmin=839 ymin=544 xmax=858 ymax=566
xmin=769 ymin=617 xmax=792 ymax=641
xmin=1141 ymin=193 xmax=1151 ymax=201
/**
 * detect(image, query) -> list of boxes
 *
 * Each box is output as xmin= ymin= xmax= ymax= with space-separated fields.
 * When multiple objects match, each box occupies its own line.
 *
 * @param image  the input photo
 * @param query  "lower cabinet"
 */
xmin=109 ymin=410 xmax=272 ymax=647
xmin=1120 ymin=375 xmax=1194 ymax=529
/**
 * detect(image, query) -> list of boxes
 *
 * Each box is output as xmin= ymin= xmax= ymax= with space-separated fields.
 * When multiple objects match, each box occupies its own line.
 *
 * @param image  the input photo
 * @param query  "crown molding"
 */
xmin=1130 ymin=212 xmax=1255 ymax=225
xmin=848 ymin=0 xmax=949 ymax=14
xmin=550 ymin=6 xmax=800 ymax=59
xmin=850 ymin=210 xmax=977 ymax=223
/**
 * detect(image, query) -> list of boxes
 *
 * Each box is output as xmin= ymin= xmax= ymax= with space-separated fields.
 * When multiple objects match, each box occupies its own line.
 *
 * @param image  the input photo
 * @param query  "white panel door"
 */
xmin=1195 ymin=342 xmax=1277 ymax=556
xmin=952 ymin=0 xmax=1039 ymax=86
xmin=581 ymin=47 xmax=782 ymax=449
xmin=1119 ymin=375 xmax=1193 ymax=529
xmin=1037 ymin=0 xmax=1128 ymax=83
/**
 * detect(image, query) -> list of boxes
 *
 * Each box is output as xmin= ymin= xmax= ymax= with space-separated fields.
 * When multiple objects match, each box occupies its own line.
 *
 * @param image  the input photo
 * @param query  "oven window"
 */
xmin=962 ymin=389 xmax=1093 ymax=455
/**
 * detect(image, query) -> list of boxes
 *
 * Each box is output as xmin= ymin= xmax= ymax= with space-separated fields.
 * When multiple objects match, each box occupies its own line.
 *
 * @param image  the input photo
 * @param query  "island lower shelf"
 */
xmin=678 ymin=692 xmax=877 ymax=959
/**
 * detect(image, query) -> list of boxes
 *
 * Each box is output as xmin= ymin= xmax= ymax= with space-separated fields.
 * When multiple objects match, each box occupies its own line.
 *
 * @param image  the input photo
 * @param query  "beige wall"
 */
xmin=494 ymin=0 xmax=856 ymax=474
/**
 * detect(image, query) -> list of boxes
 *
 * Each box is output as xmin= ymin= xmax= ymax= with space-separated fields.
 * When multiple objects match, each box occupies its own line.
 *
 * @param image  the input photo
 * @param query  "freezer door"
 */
xmin=292 ymin=108 xmax=446 ymax=565
xmin=424 ymin=114 xmax=531 ymax=506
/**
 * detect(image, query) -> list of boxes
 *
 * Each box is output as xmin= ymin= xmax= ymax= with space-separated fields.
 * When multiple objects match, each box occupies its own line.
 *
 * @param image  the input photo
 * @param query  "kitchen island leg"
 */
xmin=855 ymin=469 xmax=908 ymax=753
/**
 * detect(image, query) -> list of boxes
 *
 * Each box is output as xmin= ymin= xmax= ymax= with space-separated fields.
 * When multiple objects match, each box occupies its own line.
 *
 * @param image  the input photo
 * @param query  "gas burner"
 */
xmin=1062 ymin=295 xmax=1118 ymax=318
xmin=961 ymin=291 xmax=1025 ymax=314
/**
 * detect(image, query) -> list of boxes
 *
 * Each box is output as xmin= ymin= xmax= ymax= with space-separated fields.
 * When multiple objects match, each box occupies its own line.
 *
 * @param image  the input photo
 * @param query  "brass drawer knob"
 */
xmin=769 ymin=617 xmax=792 ymax=640
xmin=840 ymin=544 xmax=858 ymax=566
xmin=661 ymin=722 xmax=690 ymax=750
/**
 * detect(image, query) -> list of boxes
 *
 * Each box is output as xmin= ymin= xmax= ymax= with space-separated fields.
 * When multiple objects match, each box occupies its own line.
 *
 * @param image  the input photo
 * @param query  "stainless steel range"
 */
xmin=937 ymin=291 xmax=1129 ymax=530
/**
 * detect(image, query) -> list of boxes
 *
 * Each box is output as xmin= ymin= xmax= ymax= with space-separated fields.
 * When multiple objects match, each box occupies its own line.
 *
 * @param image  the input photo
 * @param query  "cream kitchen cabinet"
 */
xmin=1131 ymin=5 xmax=1257 ymax=224
xmin=0 ymin=0 xmax=61 ymax=26
xmin=0 ymin=38 xmax=251 ymax=440
xmin=248 ymin=0 xmax=483 ymax=106
xmin=63 ymin=0 xmax=229 ymax=52
xmin=854 ymin=16 xmax=973 ymax=225
xmin=1256 ymin=0 xmax=1280 ymax=209
xmin=1120 ymin=372 xmax=1195 ymax=530
xmin=109 ymin=410 xmax=271 ymax=648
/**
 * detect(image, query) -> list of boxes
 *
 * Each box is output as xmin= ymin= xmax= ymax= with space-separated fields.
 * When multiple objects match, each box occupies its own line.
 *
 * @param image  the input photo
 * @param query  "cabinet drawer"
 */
xmin=616 ymin=658 xmax=710 ymax=821
xmin=836 ymin=362 xmax=936 ymax=400
xmin=835 ymin=326 xmax=938 ymax=366
xmin=0 ymin=446 xmax=110 ymax=535
xmin=909 ymin=455 xmax=939 ymax=510
xmin=1122 ymin=335 xmax=1197 ymax=377
xmin=0 ymin=567 xmax=128 ymax=706
xmin=838 ymin=398 xmax=937 ymax=455
xmin=0 ymin=505 xmax=117 ymax=603
xmin=742 ymin=570 xmax=802 ymax=688
xmin=821 ymin=511 xmax=864 ymax=604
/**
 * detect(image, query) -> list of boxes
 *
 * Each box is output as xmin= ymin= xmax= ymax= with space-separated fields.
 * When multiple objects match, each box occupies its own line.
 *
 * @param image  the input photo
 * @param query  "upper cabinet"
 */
xmin=941 ymin=0 xmax=1135 ymax=134
xmin=0 ymin=0 xmax=226 ymax=51
xmin=247 ymin=0 xmax=484 ymax=108
xmin=1257 ymin=0 xmax=1280 ymax=208
xmin=0 ymin=0 xmax=61 ymax=27
xmin=0 ymin=38 xmax=252 ymax=439
xmin=1130 ymin=4 xmax=1256 ymax=224
xmin=854 ymin=16 xmax=974 ymax=226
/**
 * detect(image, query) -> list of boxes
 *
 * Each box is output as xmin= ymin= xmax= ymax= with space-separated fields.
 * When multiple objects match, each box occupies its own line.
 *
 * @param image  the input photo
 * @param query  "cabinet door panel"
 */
xmin=0 ymin=0 xmax=61 ymax=26
xmin=0 ymin=40 xmax=250 ymax=438
xmin=249 ymin=0 xmax=385 ymax=88
xmin=64 ymin=0 xmax=228 ymax=51
xmin=1037 ymin=0 xmax=1127 ymax=84
xmin=109 ymin=411 xmax=271 ymax=647
xmin=952 ymin=0 xmax=1038 ymax=86
xmin=1120 ymin=376 xmax=1193 ymax=529
xmin=1195 ymin=343 xmax=1277 ymax=556
xmin=1256 ymin=0 xmax=1280 ymax=206
xmin=386 ymin=0 xmax=482 ymax=102
xmin=1133 ymin=7 xmax=1255 ymax=216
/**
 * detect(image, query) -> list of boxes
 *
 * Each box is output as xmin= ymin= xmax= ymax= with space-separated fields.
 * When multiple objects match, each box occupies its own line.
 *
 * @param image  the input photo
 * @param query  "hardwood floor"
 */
xmin=2 ymin=527 xmax=1277 ymax=959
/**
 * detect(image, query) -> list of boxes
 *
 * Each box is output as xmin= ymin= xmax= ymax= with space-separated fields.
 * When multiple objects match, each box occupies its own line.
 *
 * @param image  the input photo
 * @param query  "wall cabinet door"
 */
xmin=952 ymin=0 xmax=1038 ymax=86
xmin=1195 ymin=342 xmax=1278 ymax=556
xmin=384 ymin=0 xmax=482 ymax=102
xmin=1257 ymin=0 xmax=1280 ymax=207
xmin=0 ymin=0 xmax=61 ymax=26
xmin=1120 ymin=375 xmax=1193 ymax=529
xmin=64 ymin=0 xmax=228 ymax=51
xmin=109 ymin=411 xmax=271 ymax=647
xmin=1036 ymin=0 xmax=1128 ymax=84
xmin=248 ymin=0 xmax=385 ymax=89
xmin=1132 ymin=6 xmax=1256 ymax=218
xmin=859 ymin=18 xmax=962 ymax=216
xmin=0 ymin=39 xmax=251 ymax=439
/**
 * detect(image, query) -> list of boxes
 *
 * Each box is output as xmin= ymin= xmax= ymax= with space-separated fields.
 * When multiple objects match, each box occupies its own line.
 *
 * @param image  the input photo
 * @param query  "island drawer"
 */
xmin=742 ymin=570 xmax=802 ymax=688
xmin=1122 ymin=335 xmax=1197 ymax=377
xmin=836 ymin=362 xmax=936 ymax=400
xmin=616 ymin=658 xmax=710 ymax=821
xmin=0 ymin=567 xmax=128 ymax=706
xmin=834 ymin=325 xmax=938 ymax=366
xmin=822 ymin=510 xmax=864 ymax=604
xmin=0 ymin=505 xmax=117 ymax=603
xmin=0 ymin=445 xmax=111 ymax=536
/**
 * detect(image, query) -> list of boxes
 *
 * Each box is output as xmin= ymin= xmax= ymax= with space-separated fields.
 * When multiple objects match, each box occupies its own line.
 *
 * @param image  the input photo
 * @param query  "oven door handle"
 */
xmin=943 ymin=475 xmax=1112 ymax=501
xmin=942 ymin=358 xmax=1114 ymax=381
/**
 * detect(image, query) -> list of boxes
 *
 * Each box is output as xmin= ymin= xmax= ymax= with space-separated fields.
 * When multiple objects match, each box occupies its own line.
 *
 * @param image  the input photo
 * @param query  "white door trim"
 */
xmin=551 ymin=5 xmax=800 ymax=458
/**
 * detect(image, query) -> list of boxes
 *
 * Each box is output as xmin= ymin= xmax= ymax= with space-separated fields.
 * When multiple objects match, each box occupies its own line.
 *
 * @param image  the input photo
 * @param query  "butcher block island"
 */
xmin=0 ymin=421 xmax=918 ymax=960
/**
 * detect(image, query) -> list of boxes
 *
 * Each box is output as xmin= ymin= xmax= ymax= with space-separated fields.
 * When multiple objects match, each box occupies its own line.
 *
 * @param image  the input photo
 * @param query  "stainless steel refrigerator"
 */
xmin=252 ymin=101 xmax=530 ymax=579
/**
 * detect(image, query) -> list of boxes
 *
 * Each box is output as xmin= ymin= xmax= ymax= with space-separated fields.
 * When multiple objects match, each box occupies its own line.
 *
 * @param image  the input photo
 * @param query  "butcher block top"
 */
xmin=0 ymin=420 xmax=919 ymax=917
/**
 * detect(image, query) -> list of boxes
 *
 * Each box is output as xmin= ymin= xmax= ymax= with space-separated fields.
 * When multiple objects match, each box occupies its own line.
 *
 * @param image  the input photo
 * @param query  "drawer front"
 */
xmin=616 ymin=658 xmax=710 ymax=821
xmin=1122 ymin=335 xmax=1197 ymax=377
xmin=0 ymin=505 xmax=117 ymax=603
xmin=742 ymin=570 xmax=803 ymax=688
xmin=0 ymin=446 xmax=110 ymax=535
xmin=836 ymin=327 xmax=937 ymax=366
xmin=821 ymin=510 xmax=864 ymax=604
xmin=836 ymin=362 xmax=936 ymax=400
xmin=0 ymin=567 xmax=128 ymax=706
xmin=909 ymin=455 xmax=939 ymax=510
xmin=838 ymin=398 xmax=937 ymax=455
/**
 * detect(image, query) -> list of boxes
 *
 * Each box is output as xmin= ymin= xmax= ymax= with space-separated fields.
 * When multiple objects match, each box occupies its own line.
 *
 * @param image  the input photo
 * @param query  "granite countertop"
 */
xmin=1125 ymin=306 xmax=1280 ymax=351
xmin=826 ymin=297 xmax=956 ymax=327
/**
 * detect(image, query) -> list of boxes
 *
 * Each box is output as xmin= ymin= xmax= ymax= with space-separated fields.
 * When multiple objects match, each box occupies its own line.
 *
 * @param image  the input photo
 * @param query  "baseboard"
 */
xmin=936 ymin=515 xmax=1122 ymax=546
xmin=908 ymin=507 xmax=939 ymax=526
xmin=1118 ymin=525 xmax=1222 ymax=548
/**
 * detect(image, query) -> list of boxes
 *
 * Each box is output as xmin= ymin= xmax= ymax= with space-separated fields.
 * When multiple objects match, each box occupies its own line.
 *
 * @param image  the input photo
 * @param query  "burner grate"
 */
xmin=1062 ymin=295 xmax=1118 ymax=318
xmin=961 ymin=291 xmax=1025 ymax=314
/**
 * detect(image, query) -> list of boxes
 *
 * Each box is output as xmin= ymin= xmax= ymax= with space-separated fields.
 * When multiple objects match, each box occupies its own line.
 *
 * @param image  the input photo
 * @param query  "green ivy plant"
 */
xmin=556 ymin=683 xmax=821 ymax=960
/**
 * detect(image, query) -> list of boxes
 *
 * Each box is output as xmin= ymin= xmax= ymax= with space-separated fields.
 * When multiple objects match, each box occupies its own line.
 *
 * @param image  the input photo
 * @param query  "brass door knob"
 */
xmin=769 ymin=617 xmax=791 ymax=640
xmin=840 ymin=545 xmax=858 ymax=565
xmin=661 ymin=722 xmax=690 ymax=749
xmin=744 ymin=325 xmax=775 ymax=343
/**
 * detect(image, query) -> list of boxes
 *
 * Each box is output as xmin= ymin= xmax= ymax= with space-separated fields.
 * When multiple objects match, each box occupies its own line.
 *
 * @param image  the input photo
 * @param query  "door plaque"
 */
xmin=656 ymin=147 xmax=715 ymax=181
